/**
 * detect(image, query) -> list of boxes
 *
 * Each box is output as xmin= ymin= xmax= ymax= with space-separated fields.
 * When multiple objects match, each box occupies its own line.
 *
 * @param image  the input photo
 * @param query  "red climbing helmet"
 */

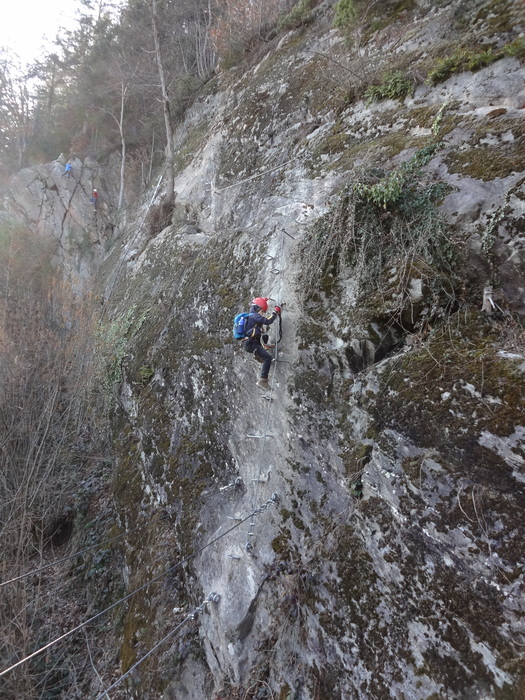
xmin=251 ymin=297 xmax=268 ymax=312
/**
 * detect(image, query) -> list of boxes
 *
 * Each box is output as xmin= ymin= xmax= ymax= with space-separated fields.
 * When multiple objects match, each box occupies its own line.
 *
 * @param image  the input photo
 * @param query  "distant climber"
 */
xmin=62 ymin=160 xmax=72 ymax=179
xmin=241 ymin=297 xmax=281 ymax=391
xmin=90 ymin=189 xmax=99 ymax=211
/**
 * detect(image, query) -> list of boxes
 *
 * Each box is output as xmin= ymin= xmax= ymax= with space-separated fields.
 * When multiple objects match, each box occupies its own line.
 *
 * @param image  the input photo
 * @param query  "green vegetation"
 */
xmin=94 ymin=306 xmax=144 ymax=396
xmin=353 ymin=142 xmax=439 ymax=208
xmin=334 ymin=0 xmax=416 ymax=34
xmin=139 ymin=363 xmax=154 ymax=384
xmin=504 ymin=37 xmax=525 ymax=59
xmin=428 ymin=38 xmax=525 ymax=85
xmin=299 ymin=130 xmax=460 ymax=333
xmin=364 ymin=71 xmax=412 ymax=105
xmin=428 ymin=48 xmax=498 ymax=85
xmin=277 ymin=0 xmax=316 ymax=31
xmin=334 ymin=0 xmax=358 ymax=31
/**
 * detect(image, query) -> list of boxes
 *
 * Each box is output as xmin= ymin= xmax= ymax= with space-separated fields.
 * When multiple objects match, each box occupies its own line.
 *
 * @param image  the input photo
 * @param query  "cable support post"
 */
xmin=219 ymin=476 xmax=243 ymax=492
xmin=190 ymin=601 xmax=207 ymax=620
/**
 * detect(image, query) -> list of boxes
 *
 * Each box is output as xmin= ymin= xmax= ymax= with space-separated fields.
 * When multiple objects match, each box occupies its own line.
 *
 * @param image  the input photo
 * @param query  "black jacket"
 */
xmin=244 ymin=305 xmax=279 ymax=341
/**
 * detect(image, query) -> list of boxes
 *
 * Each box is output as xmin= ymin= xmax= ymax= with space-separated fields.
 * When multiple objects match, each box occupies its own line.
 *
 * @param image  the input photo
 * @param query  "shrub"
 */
xmin=278 ymin=0 xmax=316 ymax=32
xmin=211 ymin=0 xmax=290 ymax=65
xmin=146 ymin=199 xmax=174 ymax=237
xmin=425 ymin=42 xmax=522 ymax=85
xmin=364 ymin=71 xmax=412 ymax=104
xmin=335 ymin=0 xmax=416 ymax=34
xmin=0 ymin=221 xmax=104 ymax=698
xmin=503 ymin=37 xmax=525 ymax=59
xmin=334 ymin=0 xmax=359 ymax=31
xmin=299 ymin=141 xmax=458 ymax=307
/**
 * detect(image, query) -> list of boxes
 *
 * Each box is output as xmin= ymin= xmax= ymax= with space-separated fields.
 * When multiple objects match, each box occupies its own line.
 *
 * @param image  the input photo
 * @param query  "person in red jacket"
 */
xmin=243 ymin=297 xmax=281 ymax=390
xmin=90 ymin=189 xmax=99 ymax=211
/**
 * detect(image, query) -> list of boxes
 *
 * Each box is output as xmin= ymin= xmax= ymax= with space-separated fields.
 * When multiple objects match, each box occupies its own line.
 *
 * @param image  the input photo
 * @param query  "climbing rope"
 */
xmin=93 ymin=593 xmax=221 ymax=700
xmin=0 ymin=495 xmax=278 ymax=679
xmin=1 ymin=475 xmax=247 ymax=588
xmin=213 ymin=159 xmax=295 ymax=193
xmin=0 ymin=519 xmax=156 ymax=589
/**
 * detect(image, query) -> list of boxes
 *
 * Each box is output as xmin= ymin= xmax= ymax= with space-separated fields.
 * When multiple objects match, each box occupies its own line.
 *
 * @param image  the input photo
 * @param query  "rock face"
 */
xmin=8 ymin=0 xmax=525 ymax=698
xmin=8 ymin=155 xmax=114 ymax=290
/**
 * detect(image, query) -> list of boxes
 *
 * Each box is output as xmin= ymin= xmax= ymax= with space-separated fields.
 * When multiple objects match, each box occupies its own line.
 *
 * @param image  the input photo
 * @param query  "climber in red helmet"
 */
xmin=243 ymin=297 xmax=281 ymax=391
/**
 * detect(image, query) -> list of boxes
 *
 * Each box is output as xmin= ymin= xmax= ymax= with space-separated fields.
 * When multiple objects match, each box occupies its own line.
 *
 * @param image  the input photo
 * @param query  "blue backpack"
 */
xmin=233 ymin=312 xmax=253 ymax=339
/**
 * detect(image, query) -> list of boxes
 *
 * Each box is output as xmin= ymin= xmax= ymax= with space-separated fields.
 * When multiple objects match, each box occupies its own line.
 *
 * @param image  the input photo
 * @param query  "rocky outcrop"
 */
xmin=8 ymin=155 xmax=114 ymax=290
xmin=101 ymin=17 xmax=525 ymax=697
xmin=6 ymin=0 xmax=525 ymax=698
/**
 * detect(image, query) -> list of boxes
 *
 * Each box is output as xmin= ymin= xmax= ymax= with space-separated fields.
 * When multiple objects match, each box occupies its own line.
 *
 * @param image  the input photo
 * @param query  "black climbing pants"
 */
xmin=244 ymin=339 xmax=272 ymax=378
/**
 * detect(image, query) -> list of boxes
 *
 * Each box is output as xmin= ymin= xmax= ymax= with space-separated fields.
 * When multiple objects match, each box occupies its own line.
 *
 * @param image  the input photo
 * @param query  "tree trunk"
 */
xmin=118 ymin=83 xmax=127 ymax=210
xmin=150 ymin=0 xmax=175 ymax=209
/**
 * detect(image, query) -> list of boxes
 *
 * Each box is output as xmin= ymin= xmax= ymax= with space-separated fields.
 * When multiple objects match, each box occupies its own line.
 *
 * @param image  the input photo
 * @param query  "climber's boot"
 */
xmin=256 ymin=377 xmax=269 ymax=391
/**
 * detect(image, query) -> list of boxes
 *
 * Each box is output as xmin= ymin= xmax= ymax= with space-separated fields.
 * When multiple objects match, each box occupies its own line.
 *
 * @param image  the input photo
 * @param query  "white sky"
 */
xmin=0 ymin=0 xmax=77 ymax=66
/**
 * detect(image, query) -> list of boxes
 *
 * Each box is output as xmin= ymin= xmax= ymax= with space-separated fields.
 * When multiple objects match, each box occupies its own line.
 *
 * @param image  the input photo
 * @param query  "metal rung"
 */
xmin=227 ymin=516 xmax=242 ymax=521
xmin=227 ymin=554 xmax=241 ymax=560
xmin=246 ymin=434 xmax=273 ymax=439
xmin=251 ymin=478 xmax=266 ymax=483
xmin=247 ymin=532 xmax=255 ymax=537
xmin=270 ymin=268 xmax=280 ymax=275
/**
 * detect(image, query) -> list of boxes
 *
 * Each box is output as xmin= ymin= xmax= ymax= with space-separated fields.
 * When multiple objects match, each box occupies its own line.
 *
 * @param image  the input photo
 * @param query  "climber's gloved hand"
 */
xmin=274 ymin=305 xmax=281 ymax=315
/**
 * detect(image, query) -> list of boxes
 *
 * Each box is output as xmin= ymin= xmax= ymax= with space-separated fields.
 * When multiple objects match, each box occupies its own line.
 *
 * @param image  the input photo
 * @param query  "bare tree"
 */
xmin=0 ymin=223 xmax=100 ymax=698
xmin=0 ymin=51 xmax=34 ymax=170
xmin=150 ymin=0 xmax=175 ymax=209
